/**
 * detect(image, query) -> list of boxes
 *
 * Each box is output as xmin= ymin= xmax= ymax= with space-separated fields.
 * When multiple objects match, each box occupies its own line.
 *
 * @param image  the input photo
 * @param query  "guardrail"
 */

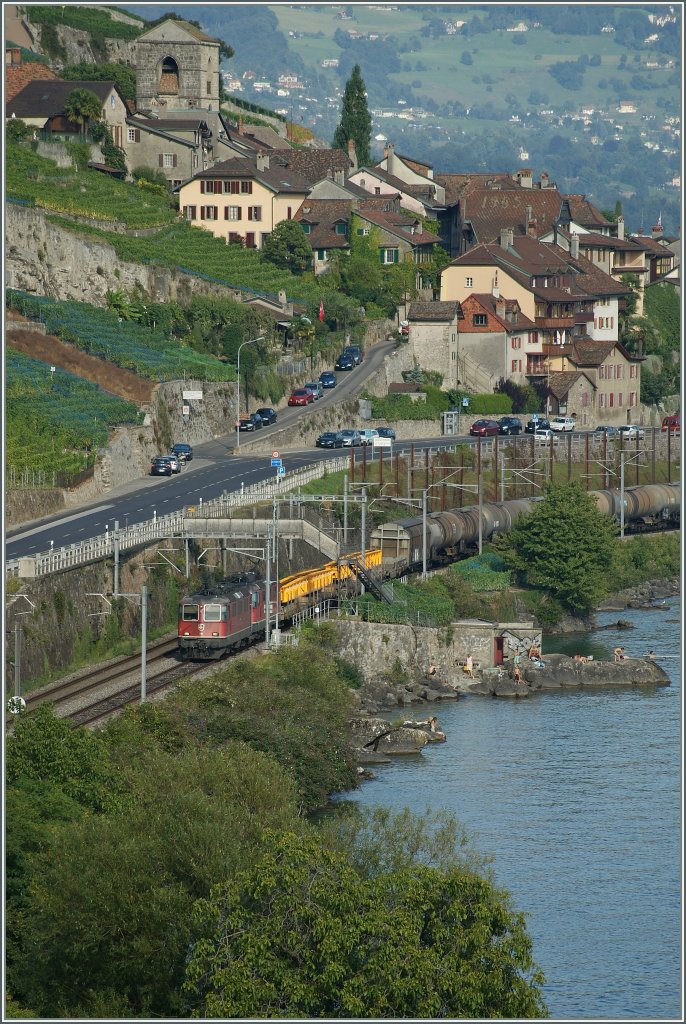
xmin=6 ymin=455 xmax=350 ymax=580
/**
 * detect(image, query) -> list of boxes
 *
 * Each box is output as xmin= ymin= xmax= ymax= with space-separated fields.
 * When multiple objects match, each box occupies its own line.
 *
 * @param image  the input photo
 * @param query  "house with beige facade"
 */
xmin=124 ymin=114 xmax=213 ymax=188
xmin=5 ymin=78 xmax=128 ymax=148
xmin=545 ymin=339 xmax=642 ymax=422
xmin=177 ymin=153 xmax=310 ymax=248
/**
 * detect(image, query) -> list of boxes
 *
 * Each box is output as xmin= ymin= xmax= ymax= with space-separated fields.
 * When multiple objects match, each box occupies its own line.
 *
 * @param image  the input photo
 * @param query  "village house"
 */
xmin=177 ymin=152 xmax=310 ymax=249
xmin=5 ymin=78 xmax=128 ymax=148
xmin=5 ymin=45 xmax=58 ymax=104
xmin=456 ymin=294 xmax=538 ymax=389
xmin=124 ymin=113 xmax=213 ymax=188
xmin=545 ymin=338 xmax=643 ymax=422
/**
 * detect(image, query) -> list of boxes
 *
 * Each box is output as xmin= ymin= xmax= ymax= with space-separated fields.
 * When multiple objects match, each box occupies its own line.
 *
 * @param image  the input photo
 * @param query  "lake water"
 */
xmin=342 ymin=597 xmax=682 ymax=1020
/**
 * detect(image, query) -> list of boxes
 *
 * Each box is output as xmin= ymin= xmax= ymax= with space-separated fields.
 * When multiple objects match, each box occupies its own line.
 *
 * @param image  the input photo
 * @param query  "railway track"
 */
xmin=6 ymin=636 xmax=193 ymax=729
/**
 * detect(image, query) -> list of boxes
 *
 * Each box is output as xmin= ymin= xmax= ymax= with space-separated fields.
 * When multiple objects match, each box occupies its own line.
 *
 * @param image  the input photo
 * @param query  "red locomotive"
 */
xmin=178 ymin=572 xmax=279 ymax=660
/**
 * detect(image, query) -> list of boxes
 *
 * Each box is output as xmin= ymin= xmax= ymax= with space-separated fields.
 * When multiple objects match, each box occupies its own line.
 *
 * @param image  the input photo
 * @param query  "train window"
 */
xmin=203 ymin=604 xmax=223 ymax=622
xmin=181 ymin=604 xmax=199 ymax=621
xmin=251 ymin=592 xmax=260 ymax=607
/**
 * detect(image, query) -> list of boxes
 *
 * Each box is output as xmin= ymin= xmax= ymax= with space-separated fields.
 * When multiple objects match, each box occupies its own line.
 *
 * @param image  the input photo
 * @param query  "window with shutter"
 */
xmin=173 ymin=154 xmax=178 ymax=168
xmin=245 ymin=232 xmax=256 ymax=248
xmin=200 ymin=207 xmax=206 ymax=220
xmin=240 ymin=180 xmax=253 ymax=194
xmin=200 ymin=180 xmax=206 ymax=194
xmin=158 ymin=155 xmax=163 ymax=168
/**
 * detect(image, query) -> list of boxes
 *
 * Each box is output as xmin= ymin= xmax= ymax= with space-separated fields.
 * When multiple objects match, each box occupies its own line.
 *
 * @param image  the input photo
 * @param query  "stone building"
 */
xmin=405 ymin=301 xmax=463 ymax=390
xmin=134 ymin=19 xmax=221 ymax=116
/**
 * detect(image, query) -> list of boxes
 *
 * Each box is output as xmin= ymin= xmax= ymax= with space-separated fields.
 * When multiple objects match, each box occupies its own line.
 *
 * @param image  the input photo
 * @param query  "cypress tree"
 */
xmin=333 ymin=64 xmax=372 ymax=167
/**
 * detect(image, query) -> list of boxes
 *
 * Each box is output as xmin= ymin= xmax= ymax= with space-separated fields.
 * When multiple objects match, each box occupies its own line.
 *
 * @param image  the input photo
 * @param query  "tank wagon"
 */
xmin=370 ymin=484 xmax=680 ymax=568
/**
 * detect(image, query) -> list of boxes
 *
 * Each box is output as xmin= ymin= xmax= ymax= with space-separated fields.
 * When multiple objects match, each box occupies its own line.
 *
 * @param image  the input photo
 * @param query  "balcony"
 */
xmin=574 ymin=310 xmax=594 ymax=323
xmin=535 ymin=317 xmax=575 ymax=329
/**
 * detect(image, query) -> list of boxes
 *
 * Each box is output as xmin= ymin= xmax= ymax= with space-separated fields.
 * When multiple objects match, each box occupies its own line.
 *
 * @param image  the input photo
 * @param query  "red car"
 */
xmin=470 ymin=419 xmax=500 ymax=437
xmin=288 ymin=388 xmax=314 ymax=407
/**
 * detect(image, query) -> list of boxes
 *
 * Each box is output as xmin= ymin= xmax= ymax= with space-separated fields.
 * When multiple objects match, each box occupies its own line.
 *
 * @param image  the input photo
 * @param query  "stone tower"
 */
xmin=134 ymin=18 xmax=220 ymax=115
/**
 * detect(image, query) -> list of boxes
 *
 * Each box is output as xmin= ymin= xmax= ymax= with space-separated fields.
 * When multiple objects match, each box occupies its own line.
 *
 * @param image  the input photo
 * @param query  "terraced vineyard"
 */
xmin=48 ymin=218 xmax=320 ymax=306
xmin=6 ymin=348 xmax=142 ymax=480
xmin=6 ymin=290 xmax=235 ymax=382
xmin=6 ymin=143 xmax=177 ymax=228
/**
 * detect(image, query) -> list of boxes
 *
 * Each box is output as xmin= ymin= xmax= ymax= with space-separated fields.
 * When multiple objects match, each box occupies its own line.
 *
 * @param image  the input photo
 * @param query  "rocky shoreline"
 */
xmin=346 ymin=580 xmax=678 ymax=763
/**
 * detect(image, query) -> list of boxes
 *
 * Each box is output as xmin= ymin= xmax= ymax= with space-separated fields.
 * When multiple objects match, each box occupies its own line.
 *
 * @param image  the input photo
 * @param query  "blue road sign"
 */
xmin=531 ymin=414 xmax=539 ymax=422
xmin=271 ymin=458 xmax=282 ymax=467
xmin=277 ymin=466 xmax=286 ymax=476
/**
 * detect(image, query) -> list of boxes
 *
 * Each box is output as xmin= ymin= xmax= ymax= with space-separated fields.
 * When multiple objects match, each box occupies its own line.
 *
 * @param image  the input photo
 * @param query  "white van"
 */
xmin=359 ymin=429 xmax=379 ymax=446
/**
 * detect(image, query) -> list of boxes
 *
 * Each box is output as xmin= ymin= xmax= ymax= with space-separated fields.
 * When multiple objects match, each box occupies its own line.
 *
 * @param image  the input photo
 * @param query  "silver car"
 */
xmin=617 ymin=425 xmax=645 ymax=440
xmin=304 ymin=381 xmax=323 ymax=400
xmin=339 ymin=429 xmax=361 ymax=447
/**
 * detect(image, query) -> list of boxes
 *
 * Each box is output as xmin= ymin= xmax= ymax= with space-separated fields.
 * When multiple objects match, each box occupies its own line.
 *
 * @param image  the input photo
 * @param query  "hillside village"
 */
xmin=3 ymin=5 xmax=681 ymax=452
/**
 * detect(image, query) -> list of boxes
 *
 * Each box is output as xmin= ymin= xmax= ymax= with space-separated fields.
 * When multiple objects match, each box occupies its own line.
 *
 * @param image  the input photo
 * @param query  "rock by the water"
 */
xmin=348 ymin=716 xmax=431 ymax=755
xmin=523 ymin=653 xmax=670 ymax=690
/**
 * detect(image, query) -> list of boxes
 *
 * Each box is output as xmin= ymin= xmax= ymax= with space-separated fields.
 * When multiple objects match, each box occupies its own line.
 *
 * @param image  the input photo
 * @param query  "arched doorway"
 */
xmin=159 ymin=55 xmax=179 ymax=94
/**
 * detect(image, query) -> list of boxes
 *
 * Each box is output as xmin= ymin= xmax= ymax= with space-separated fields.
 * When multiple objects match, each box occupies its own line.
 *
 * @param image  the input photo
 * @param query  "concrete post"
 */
xmin=113 ymin=519 xmax=120 ymax=598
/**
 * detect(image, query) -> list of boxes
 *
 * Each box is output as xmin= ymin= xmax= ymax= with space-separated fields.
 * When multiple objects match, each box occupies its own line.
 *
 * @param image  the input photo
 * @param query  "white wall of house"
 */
xmin=588 ymin=297 xmax=620 ymax=341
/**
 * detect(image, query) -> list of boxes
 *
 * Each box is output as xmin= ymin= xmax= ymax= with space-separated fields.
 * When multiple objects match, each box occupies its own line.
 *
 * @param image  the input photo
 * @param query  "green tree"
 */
xmin=6 ymin=118 xmax=30 ymax=142
xmin=183 ymin=830 xmax=547 ymax=1018
xmin=61 ymin=62 xmax=137 ymax=102
xmin=261 ymin=219 xmax=313 ymax=273
xmin=505 ymin=482 xmax=617 ymax=613
xmin=10 ymin=741 xmax=301 ymax=1018
xmin=341 ymin=215 xmax=383 ymax=303
xmin=333 ymin=64 xmax=372 ymax=166
xmin=63 ymin=87 xmax=104 ymax=136
xmin=6 ymin=703 xmax=120 ymax=813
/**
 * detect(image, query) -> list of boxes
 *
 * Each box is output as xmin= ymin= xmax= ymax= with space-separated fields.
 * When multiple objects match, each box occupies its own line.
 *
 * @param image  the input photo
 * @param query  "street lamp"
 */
xmin=235 ymin=335 xmax=264 ymax=450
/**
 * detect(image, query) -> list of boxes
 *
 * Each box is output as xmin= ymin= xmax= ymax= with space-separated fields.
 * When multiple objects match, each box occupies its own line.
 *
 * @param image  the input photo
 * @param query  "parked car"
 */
xmin=339 ymin=429 xmax=362 ymax=447
xmin=171 ymin=442 xmax=193 ymax=462
xmin=255 ymin=407 xmax=277 ymax=425
xmin=359 ymin=428 xmax=379 ymax=446
xmin=469 ymin=419 xmax=500 ymax=437
xmin=316 ymin=431 xmax=344 ymax=449
xmin=497 ymin=416 xmax=522 ymax=435
xmin=335 ymin=352 xmax=355 ymax=371
xmin=344 ymin=345 xmax=363 ymax=365
xmin=532 ymin=428 xmax=557 ymax=444
xmin=525 ymin=418 xmax=551 ymax=433
xmin=376 ymin=426 xmax=396 ymax=440
xmin=661 ymin=414 xmax=680 ymax=434
xmin=158 ymin=454 xmax=181 ymax=474
xmin=550 ymin=416 xmax=576 ymax=432
xmin=304 ymin=381 xmax=323 ymax=401
xmin=150 ymin=457 xmax=173 ymax=477
xmin=594 ymin=425 xmax=620 ymax=438
xmin=319 ymin=371 xmax=337 ymax=389
xmin=617 ymin=425 xmax=645 ymax=440
xmin=288 ymin=389 xmax=314 ymax=407
xmin=238 ymin=417 xmax=256 ymax=432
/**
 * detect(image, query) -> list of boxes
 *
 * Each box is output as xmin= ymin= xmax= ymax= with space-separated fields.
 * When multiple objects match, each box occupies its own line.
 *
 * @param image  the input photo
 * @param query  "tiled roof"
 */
xmin=562 ymin=228 xmax=641 ymax=252
xmin=408 ymin=301 xmax=462 ymax=322
xmin=448 ymin=237 xmax=630 ymax=300
xmin=468 ymin=293 xmax=536 ymax=331
xmin=239 ymin=124 xmax=292 ymax=151
xmin=358 ymin=165 xmax=443 ymax=208
xmin=435 ymin=172 xmax=517 ymax=205
xmin=272 ymin=148 xmax=352 ymax=184
xmin=547 ymin=370 xmax=592 ymax=399
xmin=195 ymin=156 xmax=311 ymax=194
xmin=554 ymin=338 xmax=641 ymax=367
xmin=566 ymin=195 xmax=611 ymax=228
xmin=356 ymin=206 xmax=441 ymax=245
xmin=294 ymin=199 xmax=352 ymax=249
xmin=461 ymin=187 xmax=565 ymax=242
xmin=6 ymin=79 xmax=120 ymax=118
xmin=134 ymin=117 xmax=208 ymax=132
xmin=628 ymin=233 xmax=674 ymax=254
xmin=5 ymin=61 xmax=58 ymax=104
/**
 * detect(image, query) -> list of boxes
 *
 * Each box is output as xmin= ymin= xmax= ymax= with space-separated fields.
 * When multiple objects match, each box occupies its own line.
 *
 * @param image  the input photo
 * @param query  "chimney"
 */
xmin=517 ymin=168 xmax=533 ymax=188
xmin=414 ymin=219 xmax=422 ymax=235
xmin=278 ymin=289 xmax=287 ymax=310
xmin=256 ymin=152 xmax=269 ymax=172
xmin=384 ymin=141 xmax=394 ymax=174
xmin=525 ymin=204 xmax=533 ymax=225
xmin=500 ymin=227 xmax=511 ymax=249
xmin=334 ymin=168 xmax=344 ymax=185
xmin=617 ymin=215 xmax=625 ymax=240
xmin=570 ymin=233 xmax=580 ymax=259
xmin=540 ymin=171 xmax=549 ymax=188
xmin=347 ymin=137 xmax=358 ymax=171
xmin=495 ymin=298 xmax=506 ymax=319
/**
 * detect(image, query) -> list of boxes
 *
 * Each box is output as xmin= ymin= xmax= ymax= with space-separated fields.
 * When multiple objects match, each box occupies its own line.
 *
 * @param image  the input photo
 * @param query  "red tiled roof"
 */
xmin=356 ymin=206 xmax=441 ymax=245
xmin=460 ymin=186 xmax=566 ymax=242
xmin=566 ymin=195 xmax=611 ymax=228
xmin=5 ymin=61 xmax=58 ymax=104
xmin=468 ymin=293 xmax=536 ymax=331
xmin=195 ymin=156 xmax=311 ymax=194
xmin=294 ymin=199 xmax=351 ymax=249
xmin=547 ymin=370 xmax=594 ymax=399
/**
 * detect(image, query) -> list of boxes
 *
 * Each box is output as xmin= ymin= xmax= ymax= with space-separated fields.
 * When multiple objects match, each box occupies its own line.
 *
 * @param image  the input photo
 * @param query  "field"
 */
xmin=270 ymin=5 xmax=678 ymax=117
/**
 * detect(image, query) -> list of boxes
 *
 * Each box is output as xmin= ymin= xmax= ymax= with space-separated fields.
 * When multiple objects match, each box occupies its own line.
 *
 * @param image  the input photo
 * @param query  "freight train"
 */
xmin=178 ymin=484 xmax=679 ymax=659
xmin=370 ymin=483 xmax=680 ymax=566
xmin=178 ymin=551 xmax=382 ymax=660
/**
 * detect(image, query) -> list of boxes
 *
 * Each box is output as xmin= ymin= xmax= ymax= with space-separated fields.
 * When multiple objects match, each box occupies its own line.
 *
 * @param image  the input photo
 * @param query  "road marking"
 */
xmin=8 ymin=504 xmax=115 ymax=542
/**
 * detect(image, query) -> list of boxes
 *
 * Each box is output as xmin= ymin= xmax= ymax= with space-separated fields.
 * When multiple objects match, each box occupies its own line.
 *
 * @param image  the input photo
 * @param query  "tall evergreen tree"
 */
xmin=333 ymin=64 xmax=372 ymax=166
